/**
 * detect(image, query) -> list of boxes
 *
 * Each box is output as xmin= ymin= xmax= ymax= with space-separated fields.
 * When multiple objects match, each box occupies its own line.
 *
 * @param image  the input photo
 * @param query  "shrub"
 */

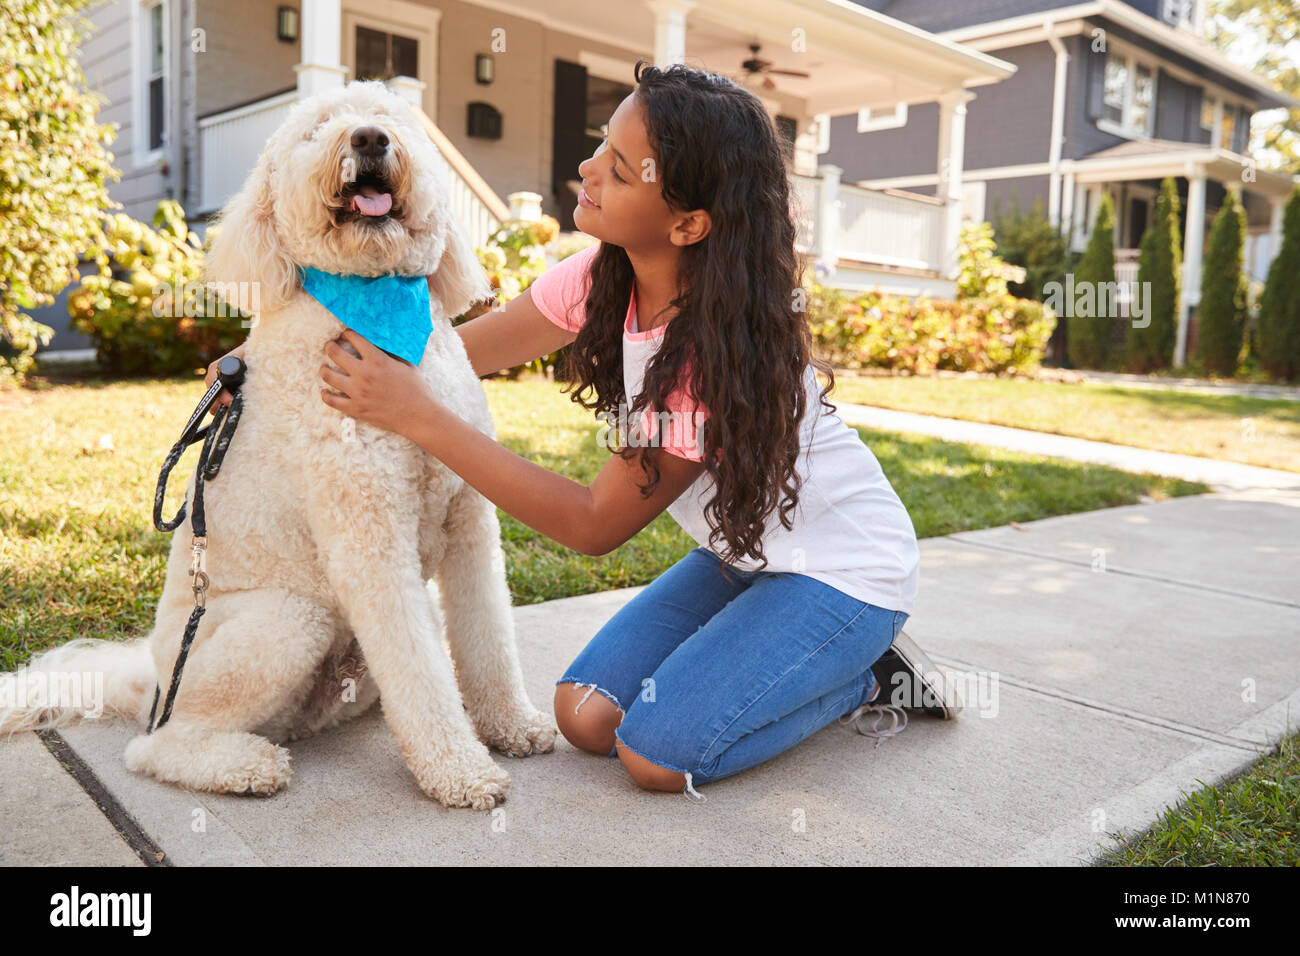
xmin=806 ymin=222 xmax=1056 ymax=377
xmin=1 ymin=0 xmax=118 ymax=386
xmin=458 ymin=214 xmax=589 ymax=379
xmin=1126 ymin=176 xmax=1181 ymax=373
xmin=68 ymin=201 xmax=249 ymax=374
xmin=1255 ymin=186 xmax=1300 ymax=382
xmin=990 ymin=196 xmax=1071 ymax=302
xmin=1195 ymin=190 xmax=1249 ymax=377
xmin=1068 ymin=191 xmax=1116 ymax=369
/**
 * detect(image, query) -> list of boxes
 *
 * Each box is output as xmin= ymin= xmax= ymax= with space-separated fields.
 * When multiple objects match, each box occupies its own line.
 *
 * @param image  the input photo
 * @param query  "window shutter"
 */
xmin=1085 ymin=50 xmax=1105 ymax=122
xmin=1234 ymin=106 xmax=1250 ymax=153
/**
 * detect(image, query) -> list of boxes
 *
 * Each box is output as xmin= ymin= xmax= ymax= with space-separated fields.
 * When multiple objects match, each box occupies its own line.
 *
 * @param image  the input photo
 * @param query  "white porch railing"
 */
xmin=198 ymin=90 xmax=298 ymax=215
xmin=197 ymin=90 xmax=509 ymax=251
xmin=792 ymin=169 xmax=947 ymax=278
xmin=1114 ymin=247 xmax=1140 ymax=311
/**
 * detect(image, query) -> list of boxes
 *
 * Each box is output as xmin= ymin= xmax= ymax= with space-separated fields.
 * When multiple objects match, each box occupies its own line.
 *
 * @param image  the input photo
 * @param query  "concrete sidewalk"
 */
xmin=835 ymin=402 xmax=1300 ymax=492
xmin=7 ymin=486 xmax=1298 ymax=866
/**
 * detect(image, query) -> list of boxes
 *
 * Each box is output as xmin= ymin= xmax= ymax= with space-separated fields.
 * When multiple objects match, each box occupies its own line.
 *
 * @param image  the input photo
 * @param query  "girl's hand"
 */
xmin=319 ymin=328 xmax=436 ymax=438
xmin=204 ymin=341 xmax=247 ymax=414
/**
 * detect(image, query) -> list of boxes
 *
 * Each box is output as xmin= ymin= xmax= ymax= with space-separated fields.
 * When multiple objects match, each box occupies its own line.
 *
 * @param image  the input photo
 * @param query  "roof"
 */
xmin=930 ymin=1 xmax=1299 ymax=111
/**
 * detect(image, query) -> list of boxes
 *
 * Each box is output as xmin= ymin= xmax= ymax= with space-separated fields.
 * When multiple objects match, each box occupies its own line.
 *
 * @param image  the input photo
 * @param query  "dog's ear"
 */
xmin=427 ymin=218 xmax=493 ymax=320
xmin=204 ymin=153 xmax=298 ymax=316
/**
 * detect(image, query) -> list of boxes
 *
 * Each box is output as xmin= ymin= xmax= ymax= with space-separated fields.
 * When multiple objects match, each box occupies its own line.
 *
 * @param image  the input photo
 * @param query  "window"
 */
xmin=138 ymin=0 xmax=166 ymax=155
xmin=1161 ymin=0 xmax=1202 ymax=30
xmin=355 ymin=26 xmax=419 ymax=81
xmin=1218 ymin=107 xmax=1235 ymax=151
xmin=1200 ymin=93 xmax=1245 ymax=152
xmin=856 ymin=103 xmax=907 ymax=133
xmin=1096 ymin=49 xmax=1157 ymax=139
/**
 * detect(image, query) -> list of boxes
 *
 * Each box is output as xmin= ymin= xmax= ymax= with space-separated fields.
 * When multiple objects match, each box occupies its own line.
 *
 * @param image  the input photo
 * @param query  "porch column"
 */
xmin=646 ymin=0 xmax=695 ymax=66
xmin=816 ymin=164 xmax=842 ymax=283
xmin=1176 ymin=163 xmax=1207 ymax=367
xmin=936 ymin=89 xmax=974 ymax=279
xmin=296 ymin=0 xmax=346 ymax=98
xmin=1045 ymin=24 xmax=1070 ymax=227
xmin=1269 ymin=195 xmax=1286 ymax=264
xmin=1061 ymin=167 xmax=1076 ymax=249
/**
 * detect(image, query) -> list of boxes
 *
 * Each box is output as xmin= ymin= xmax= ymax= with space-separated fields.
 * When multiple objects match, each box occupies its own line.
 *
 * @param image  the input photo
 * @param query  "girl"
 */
xmin=210 ymin=62 xmax=954 ymax=800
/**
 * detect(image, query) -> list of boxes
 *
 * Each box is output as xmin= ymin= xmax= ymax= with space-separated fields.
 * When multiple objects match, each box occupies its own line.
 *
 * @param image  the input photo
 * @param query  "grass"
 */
xmin=826 ymin=372 xmax=1300 ymax=473
xmin=1 ymin=364 xmax=1205 ymax=669
xmin=1094 ymin=727 xmax=1300 ymax=866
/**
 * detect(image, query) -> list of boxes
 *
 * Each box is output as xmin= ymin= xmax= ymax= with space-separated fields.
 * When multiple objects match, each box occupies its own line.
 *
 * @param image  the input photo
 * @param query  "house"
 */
xmin=823 ymin=0 xmax=1300 ymax=365
xmin=35 ymin=0 xmax=1016 ymax=356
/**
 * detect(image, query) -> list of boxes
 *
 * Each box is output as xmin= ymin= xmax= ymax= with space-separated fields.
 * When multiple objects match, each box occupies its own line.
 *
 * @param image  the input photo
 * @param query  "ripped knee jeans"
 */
xmin=555 ymin=547 xmax=907 ymax=798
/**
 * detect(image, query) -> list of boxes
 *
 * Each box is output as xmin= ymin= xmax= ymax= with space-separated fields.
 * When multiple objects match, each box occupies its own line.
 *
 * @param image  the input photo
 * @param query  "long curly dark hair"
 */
xmin=561 ymin=61 xmax=837 ymax=569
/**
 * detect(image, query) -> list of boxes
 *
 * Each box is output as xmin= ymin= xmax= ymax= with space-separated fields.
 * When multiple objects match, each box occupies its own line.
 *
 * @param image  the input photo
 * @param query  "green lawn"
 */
xmin=1094 ymin=728 xmax=1299 ymax=866
xmin=827 ymin=372 xmax=1300 ymax=473
xmin=1 ymin=366 xmax=1204 ymax=668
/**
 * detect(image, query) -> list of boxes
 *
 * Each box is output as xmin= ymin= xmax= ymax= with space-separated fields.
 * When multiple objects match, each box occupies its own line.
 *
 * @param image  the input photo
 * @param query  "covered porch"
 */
xmin=193 ymin=0 xmax=1013 ymax=295
xmin=1060 ymin=139 xmax=1296 ymax=366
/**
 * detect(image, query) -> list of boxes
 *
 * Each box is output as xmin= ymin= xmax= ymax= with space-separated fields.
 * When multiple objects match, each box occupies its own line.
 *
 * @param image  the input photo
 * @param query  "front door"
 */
xmin=552 ymin=61 xmax=634 ymax=231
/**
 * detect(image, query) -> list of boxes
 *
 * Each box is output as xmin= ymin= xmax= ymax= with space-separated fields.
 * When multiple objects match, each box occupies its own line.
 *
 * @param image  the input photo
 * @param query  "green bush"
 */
xmin=1126 ymin=177 xmax=1181 ymax=373
xmin=461 ymin=215 xmax=597 ymax=380
xmin=1068 ymin=191 xmax=1117 ymax=369
xmin=1255 ymin=185 xmax=1300 ymax=382
xmin=1195 ymin=190 xmax=1249 ymax=377
xmin=806 ymin=222 xmax=1056 ymax=376
xmin=68 ymin=201 xmax=249 ymax=374
xmin=990 ymin=196 xmax=1071 ymax=302
xmin=1 ymin=0 xmax=119 ymax=386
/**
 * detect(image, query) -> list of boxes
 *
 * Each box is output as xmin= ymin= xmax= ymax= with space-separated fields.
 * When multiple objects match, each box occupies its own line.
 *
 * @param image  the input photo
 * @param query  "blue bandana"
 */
xmin=300 ymin=266 xmax=432 ymax=365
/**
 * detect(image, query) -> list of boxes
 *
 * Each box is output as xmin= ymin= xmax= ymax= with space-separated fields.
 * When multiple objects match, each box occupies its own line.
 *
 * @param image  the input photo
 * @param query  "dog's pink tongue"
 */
xmin=352 ymin=185 xmax=392 ymax=217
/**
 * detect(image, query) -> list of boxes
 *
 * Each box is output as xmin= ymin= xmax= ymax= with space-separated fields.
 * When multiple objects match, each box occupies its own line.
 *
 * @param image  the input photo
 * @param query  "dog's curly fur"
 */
xmin=0 ymin=82 xmax=557 ymax=809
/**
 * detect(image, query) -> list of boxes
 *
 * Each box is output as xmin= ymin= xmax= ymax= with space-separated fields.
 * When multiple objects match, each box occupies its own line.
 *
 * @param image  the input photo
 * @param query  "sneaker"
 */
xmin=870 ymin=628 xmax=962 ymax=720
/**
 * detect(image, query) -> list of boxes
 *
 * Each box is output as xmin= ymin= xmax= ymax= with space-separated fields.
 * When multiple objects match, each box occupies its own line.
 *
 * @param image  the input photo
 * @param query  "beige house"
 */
xmin=41 ymin=0 xmax=1017 ymax=354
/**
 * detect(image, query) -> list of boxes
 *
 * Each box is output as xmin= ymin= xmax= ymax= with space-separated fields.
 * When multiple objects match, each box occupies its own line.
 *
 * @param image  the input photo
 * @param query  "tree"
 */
xmin=1195 ymin=190 xmax=1249 ymax=376
xmin=1255 ymin=185 xmax=1300 ymax=381
xmin=1206 ymin=0 xmax=1300 ymax=176
xmin=1068 ymin=191 xmax=1116 ymax=369
xmin=0 ymin=0 xmax=118 ymax=385
xmin=1126 ymin=177 xmax=1181 ymax=372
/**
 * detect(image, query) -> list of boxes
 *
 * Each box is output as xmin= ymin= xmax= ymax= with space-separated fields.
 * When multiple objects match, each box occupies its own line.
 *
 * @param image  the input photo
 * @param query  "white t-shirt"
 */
xmin=529 ymin=245 xmax=920 ymax=616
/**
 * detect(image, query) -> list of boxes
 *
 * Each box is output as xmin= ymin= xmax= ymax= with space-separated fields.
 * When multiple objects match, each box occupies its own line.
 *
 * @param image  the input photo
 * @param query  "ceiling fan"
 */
xmin=739 ymin=43 xmax=810 ymax=90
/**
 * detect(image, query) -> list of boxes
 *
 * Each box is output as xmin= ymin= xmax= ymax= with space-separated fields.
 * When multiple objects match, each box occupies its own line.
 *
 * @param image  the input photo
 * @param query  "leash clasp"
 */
xmin=189 ymin=535 xmax=209 ymax=608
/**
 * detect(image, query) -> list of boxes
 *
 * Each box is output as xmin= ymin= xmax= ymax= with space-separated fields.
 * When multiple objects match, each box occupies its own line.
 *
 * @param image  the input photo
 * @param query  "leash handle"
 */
xmin=152 ymin=356 xmax=246 ymax=533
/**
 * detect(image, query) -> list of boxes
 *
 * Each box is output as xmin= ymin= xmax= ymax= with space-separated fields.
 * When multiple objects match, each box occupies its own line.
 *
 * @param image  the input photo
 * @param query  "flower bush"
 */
xmin=806 ymin=221 xmax=1056 ymax=376
xmin=68 ymin=200 xmax=249 ymax=374
xmin=461 ymin=214 xmax=597 ymax=379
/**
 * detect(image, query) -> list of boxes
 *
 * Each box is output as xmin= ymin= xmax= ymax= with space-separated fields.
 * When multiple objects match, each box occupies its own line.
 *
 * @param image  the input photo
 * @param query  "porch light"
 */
xmin=277 ymin=6 xmax=298 ymax=43
xmin=475 ymin=53 xmax=494 ymax=85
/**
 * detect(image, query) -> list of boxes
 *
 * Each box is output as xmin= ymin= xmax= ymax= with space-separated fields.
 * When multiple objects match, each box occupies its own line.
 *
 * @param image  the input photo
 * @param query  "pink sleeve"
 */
xmin=527 ymin=244 xmax=599 ymax=332
xmin=641 ymin=358 xmax=710 ymax=462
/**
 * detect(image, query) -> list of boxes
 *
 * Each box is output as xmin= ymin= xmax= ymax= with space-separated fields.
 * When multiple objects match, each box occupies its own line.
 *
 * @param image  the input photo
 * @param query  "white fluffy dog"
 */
xmin=1 ymin=81 xmax=556 ymax=809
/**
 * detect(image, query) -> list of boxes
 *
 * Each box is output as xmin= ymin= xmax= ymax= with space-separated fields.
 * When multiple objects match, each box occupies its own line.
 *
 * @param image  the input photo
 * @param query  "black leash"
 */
xmin=147 ymin=355 xmax=246 ymax=734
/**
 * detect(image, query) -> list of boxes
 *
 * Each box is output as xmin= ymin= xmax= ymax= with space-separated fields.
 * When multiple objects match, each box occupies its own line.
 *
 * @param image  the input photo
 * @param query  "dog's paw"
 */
xmin=415 ymin=748 xmax=511 ymax=810
xmin=476 ymin=707 xmax=559 ymax=758
xmin=216 ymin=740 xmax=293 ymax=795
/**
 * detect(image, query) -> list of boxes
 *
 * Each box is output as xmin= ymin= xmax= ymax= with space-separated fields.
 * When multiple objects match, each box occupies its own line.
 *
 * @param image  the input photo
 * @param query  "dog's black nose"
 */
xmin=350 ymin=126 xmax=389 ymax=157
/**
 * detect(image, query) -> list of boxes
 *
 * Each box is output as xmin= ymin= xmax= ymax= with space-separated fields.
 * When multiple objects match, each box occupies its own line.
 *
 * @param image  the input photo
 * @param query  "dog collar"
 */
xmin=300 ymin=266 xmax=432 ymax=365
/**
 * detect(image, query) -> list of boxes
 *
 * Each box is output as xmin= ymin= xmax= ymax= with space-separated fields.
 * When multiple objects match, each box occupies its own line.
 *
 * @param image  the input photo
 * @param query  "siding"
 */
xmin=822 ymin=41 xmax=1055 ymax=182
xmin=194 ymin=0 xmax=299 ymax=118
xmin=851 ymin=1 xmax=1082 ymax=33
xmin=984 ymin=174 xmax=1052 ymax=222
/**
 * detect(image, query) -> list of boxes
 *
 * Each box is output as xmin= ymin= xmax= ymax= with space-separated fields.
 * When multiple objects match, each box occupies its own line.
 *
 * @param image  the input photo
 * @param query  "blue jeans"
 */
xmin=555 ymin=546 xmax=908 ymax=792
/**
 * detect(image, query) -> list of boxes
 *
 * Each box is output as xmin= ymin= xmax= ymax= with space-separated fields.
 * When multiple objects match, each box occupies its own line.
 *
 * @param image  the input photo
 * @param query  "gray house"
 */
xmin=824 ymin=0 xmax=1299 ymax=365
xmin=35 ymin=0 xmax=1017 ymax=358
